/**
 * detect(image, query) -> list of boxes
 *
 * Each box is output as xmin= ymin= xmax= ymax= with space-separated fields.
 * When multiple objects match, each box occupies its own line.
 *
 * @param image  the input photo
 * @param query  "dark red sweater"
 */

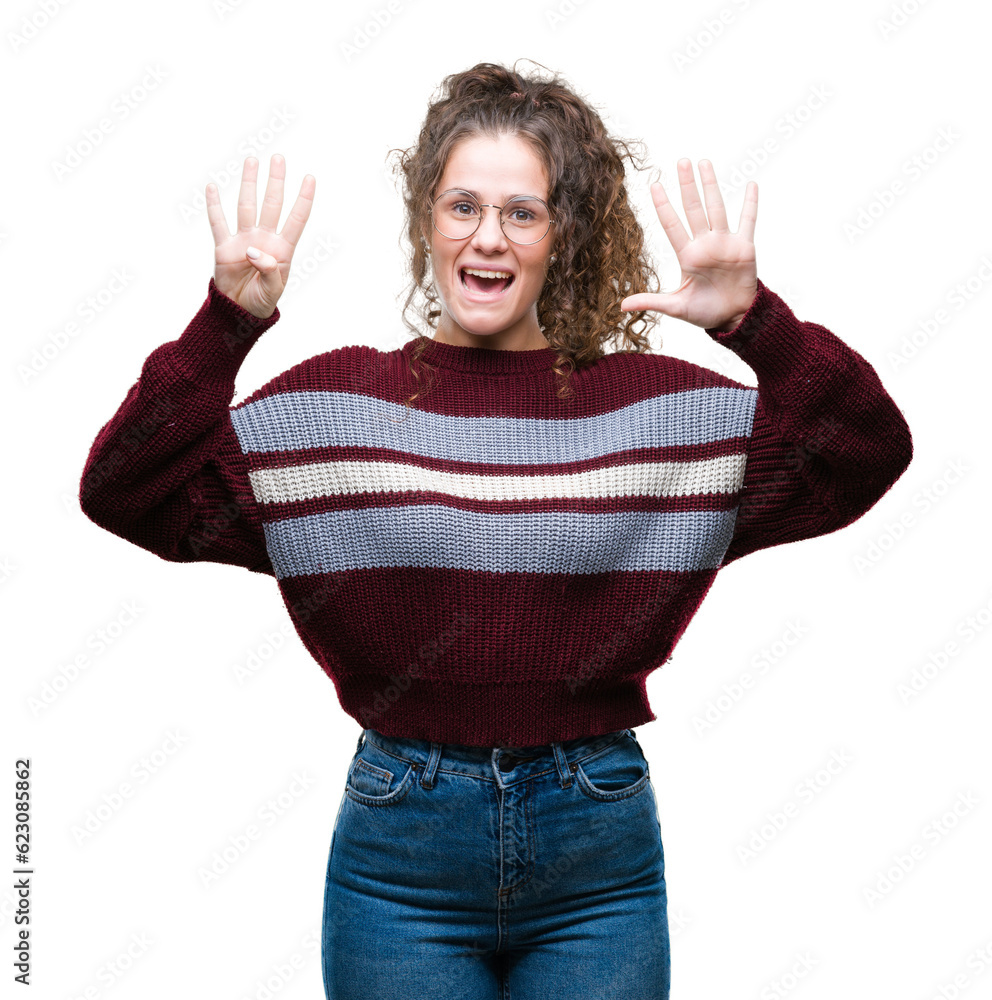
xmin=79 ymin=277 xmax=913 ymax=746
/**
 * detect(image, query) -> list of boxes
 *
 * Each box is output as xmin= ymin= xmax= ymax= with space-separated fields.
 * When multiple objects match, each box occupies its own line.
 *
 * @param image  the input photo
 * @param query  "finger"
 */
xmin=677 ymin=158 xmax=709 ymax=238
xmin=278 ymin=173 xmax=317 ymax=249
xmin=258 ymin=153 xmax=286 ymax=232
xmin=737 ymin=180 xmax=758 ymax=243
xmin=619 ymin=292 xmax=677 ymax=315
xmin=245 ymin=246 xmax=283 ymax=305
xmin=649 ymin=180 xmax=690 ymax=256
xmin=246 ymin=244 xmax=279 ymax=275
xmin=698 ymin=160 xmax=729 ymax=233
xmin=237 ymin=156 xmax=259 ymax=233
xmin=205 ymin=182 xmax=231 ymax=246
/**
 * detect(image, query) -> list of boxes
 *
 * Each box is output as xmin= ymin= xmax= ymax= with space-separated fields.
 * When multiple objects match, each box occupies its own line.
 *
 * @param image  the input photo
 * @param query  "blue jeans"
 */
xmin=321 ymin=726 xmax=670 ymax=999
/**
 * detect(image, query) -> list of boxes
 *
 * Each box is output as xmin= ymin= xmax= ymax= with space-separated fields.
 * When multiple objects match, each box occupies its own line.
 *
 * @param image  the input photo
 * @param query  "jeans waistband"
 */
xmin=355 ymin=726 xmax=640 ymax=791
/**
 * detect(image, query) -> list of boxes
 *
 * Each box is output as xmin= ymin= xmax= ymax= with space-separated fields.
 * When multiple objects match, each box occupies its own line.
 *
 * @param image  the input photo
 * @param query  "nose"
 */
xmin=471 ymin=206 xmax=509 ymax=252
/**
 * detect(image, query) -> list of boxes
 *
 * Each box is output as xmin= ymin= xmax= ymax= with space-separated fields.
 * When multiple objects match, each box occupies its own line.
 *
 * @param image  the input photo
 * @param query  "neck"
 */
xmin=434 ymin=309 xmax=550 ymax=352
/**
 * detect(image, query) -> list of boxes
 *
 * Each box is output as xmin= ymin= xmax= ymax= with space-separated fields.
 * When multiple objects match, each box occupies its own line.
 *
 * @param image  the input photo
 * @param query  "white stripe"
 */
xmin=248 ymin=453 xmax=747 ymax=505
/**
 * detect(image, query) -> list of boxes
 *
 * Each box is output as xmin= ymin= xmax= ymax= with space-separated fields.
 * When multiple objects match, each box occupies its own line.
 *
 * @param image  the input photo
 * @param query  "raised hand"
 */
xmin=206 ymin=154 xmax=316 ymax=319
xmin=620 ymin=159 xmax=758 ymax=332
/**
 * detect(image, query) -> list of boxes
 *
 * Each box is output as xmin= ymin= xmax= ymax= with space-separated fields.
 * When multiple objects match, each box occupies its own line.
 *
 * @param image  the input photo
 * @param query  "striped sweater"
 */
xmin=79 ymin=277 xmax=913 ymax=746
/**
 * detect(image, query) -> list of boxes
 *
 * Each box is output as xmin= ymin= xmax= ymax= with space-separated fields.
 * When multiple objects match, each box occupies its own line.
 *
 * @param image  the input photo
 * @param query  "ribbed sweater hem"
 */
xmin=335 ymin=675 xmax=657 ymax=747
xmin=161 ymin=277 xmax=281 ymax=385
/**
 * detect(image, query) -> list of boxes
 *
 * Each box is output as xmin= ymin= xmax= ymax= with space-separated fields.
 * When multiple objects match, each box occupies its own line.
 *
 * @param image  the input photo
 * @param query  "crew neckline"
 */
xmin=401 ymin=336 xmax=557 ymax=375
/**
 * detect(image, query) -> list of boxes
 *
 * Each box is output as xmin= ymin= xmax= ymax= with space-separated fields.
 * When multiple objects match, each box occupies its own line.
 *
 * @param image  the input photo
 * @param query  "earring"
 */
xmin=421 ymin=236 xmax=431 ymax=255
xmin=549 ymin=254 xmax=557 ymax=264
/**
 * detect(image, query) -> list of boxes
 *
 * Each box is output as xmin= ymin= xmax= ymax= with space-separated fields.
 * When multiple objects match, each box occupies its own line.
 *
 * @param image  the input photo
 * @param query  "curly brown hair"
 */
xmin=386 ymin=58 xmax=663 ymax=409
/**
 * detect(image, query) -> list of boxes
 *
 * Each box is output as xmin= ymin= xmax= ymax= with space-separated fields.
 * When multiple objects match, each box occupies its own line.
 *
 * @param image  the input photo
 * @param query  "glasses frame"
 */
xmin=428 ymin=188 xmax=555 ymax=246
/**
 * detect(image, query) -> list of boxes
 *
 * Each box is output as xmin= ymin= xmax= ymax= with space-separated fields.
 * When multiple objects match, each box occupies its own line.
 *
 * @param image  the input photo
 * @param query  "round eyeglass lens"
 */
xmin=430 ymin=192 xmax=551 ymax=245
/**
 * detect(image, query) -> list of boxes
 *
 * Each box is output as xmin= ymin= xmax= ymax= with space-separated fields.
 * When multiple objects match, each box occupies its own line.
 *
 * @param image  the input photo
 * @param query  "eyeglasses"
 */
xmin=428 ymin=189 xmax=554 ymax=246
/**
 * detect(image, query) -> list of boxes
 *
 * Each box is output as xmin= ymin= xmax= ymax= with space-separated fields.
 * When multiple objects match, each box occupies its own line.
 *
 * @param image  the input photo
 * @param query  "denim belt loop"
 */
xmin=355 ymin=729 xmax=366 ymax=753
xmin=419 ymin=741 xmax=443 ymax=791
xmin=551 ymin=741 xmax=576 ymax=788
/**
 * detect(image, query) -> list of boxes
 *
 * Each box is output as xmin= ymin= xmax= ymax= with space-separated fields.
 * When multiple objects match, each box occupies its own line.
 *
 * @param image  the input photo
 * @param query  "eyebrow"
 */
xmin=449 ymin=188 xmax=544 ymax=201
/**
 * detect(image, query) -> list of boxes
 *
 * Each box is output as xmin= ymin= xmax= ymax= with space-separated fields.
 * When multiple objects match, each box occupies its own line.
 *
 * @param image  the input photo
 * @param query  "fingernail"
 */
xmin=246 ymin=246 xmax=260 ymax=259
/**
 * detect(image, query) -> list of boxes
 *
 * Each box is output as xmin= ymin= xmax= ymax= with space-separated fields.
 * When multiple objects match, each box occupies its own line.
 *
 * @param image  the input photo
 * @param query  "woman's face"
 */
xmin=425 ymin=132 xmax=557 ymax=349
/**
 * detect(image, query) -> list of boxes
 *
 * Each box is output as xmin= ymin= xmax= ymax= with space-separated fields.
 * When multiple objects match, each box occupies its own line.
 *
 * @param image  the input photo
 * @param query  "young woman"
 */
xmin=80 ymin=60 xmax=912 ymax=1000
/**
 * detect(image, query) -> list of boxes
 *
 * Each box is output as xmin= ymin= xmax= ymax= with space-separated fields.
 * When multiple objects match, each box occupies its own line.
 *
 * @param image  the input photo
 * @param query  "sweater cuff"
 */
xmin=704 ymin=278 xmax=812 ymax=382
xmin=163 ymin=277 xmax=281 ymax=384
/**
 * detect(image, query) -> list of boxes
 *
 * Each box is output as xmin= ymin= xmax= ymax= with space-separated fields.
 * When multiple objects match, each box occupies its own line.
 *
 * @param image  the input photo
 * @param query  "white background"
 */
xmin=3 ymin=0 xmax=990 ymax=997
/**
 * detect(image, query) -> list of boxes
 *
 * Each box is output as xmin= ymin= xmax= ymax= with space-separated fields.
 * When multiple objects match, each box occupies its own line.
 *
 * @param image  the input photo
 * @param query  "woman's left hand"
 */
xmin=620 ymin=159 xmax=758 ymax=333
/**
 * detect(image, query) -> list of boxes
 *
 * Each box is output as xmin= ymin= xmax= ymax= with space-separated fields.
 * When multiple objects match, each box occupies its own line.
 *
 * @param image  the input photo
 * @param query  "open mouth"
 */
xmin=460 ymin=268 xmax=515 ymax=297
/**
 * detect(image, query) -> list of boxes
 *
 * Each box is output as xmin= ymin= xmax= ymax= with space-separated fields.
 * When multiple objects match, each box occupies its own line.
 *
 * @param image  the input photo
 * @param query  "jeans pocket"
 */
xmin=574 ymin=733 xmax=651 ymax=802
xmin=345 ymin=746 xmax=416 ymax=806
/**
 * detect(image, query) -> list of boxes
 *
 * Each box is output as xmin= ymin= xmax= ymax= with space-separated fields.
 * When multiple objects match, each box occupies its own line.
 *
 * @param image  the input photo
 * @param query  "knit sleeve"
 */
xmin=706 ymin=279 xmax=914 ymax=567
xmin=78 ymin=277 xmax=282 ymax=576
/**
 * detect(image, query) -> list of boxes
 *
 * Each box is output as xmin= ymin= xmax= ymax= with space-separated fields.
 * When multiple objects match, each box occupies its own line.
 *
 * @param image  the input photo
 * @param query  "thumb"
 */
xmin=619 ymin=292 xmax=680 ymax=315
xmin=245 ymin=245 xmax=284 ymax=296
xmin=621 ymin=274 xmax=692 ymax=314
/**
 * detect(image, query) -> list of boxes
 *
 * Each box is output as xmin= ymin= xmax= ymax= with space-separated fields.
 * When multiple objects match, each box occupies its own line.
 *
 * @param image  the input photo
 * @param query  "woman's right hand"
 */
xmin=206 ymin=154 xmax=315 ymax=319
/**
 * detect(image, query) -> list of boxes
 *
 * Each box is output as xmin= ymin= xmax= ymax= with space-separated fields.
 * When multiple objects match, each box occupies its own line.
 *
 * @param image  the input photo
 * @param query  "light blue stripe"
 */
xmin=230 ymin=387 xmax=758 ymax=461
xmin=261 ymin=505 xmax=739 ymax=579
